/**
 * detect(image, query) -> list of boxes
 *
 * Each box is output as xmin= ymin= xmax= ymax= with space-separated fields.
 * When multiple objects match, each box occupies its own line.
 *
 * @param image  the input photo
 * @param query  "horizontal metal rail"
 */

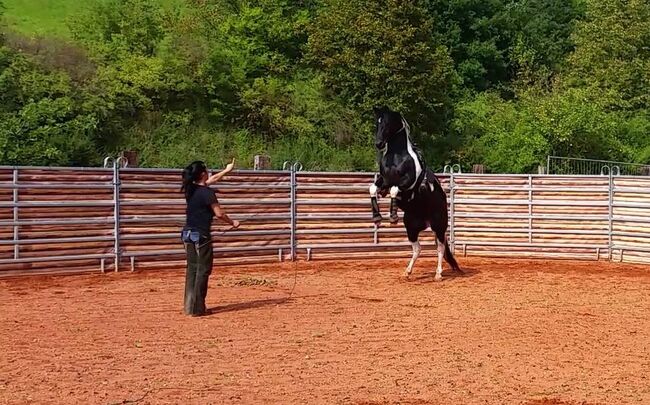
xmin=122 ymin=244 xmax=291 ymax=257
xmin=120 ymin=183 xmax=290 ymax=190
xmin=612 ymin=216 xmax=650 ymax=223
xmin=120 ymin=230 xmax=291 ymax=240
xmin=453 ymin=173 xmax=610 ymax=178
xmin=296 ymin=228 xmax=405 ymax=235
xmin=456 ymin=241 xmax=608 ymax=249
xmin=296 ymin=171 xmax=376 ymax=177
xmin=117 ymin=214 xmax=291 ymax=223
xmin=118 ymin=199 xmax=290 ymax=206
xmin=0 ymin=183 xmax=113 ymax=189
xmin=121 ymin=168 xmax=289 ymax=175
xmin=611 ymin=231 xmax=650 ymax=239
xmin=0 ymin=253 xmax=112 ymax=264
xmin=0 ymin=236 xmax=113 ymax=245
xmin=453 ymin=213 xmax=608 ymax=221
xmin=296 ymin=199 xmax=397 ymax=206
xmin=296 ymin=185 xmax=373 ymax=190
xmin=611 ymin=245 xmax=650 ymax=253
xmin=296 ymin=213 xmax=395 ymax=221
xmin=0 ymin=218 xmax=114 ymax=227
xmin=0 ymin=165 xmax=112 ymax=171
xmin=454 ymin=198 xmax=610 ymax=206
xmin=455 ymin=186 xmax=609 ymax=192
xmin=613 ymin=187 xmax=650 ymax=193
xmin=612 ymin=201 xmax=650 ymax=209
xmin=0 ymin=201 xmax=114 ymax=208
xmin=299 ymin=241 xmax=439 ymax=249
xmin=454 ymin=227 xmax=608 ymax=235
xmin=297 ymin=198 xmax=611 ymax=207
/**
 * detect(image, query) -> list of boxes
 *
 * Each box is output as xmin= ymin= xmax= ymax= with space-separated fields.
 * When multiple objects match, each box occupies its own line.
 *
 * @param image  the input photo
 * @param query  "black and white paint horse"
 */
xmin=369 ymin=106 xmax=462 ymax=281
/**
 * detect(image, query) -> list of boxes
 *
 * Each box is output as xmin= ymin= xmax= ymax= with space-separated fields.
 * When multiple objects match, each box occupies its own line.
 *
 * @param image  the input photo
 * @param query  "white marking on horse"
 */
xmin=405 ymin=241 xmax=421 ymax=276
xmin=390 ymin=186 xmax=399 ymax=199
xmin=402 ymin=118 xmax=422 ymax=191
xmin=369 ymin=184 xmax=378 ymax=197
xmin=435 ymin=238 xmax=445 ymax=281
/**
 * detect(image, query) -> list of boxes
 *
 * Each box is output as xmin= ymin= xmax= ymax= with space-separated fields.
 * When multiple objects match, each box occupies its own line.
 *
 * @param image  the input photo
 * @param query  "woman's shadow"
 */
xmin=207 ymin=297 xmax=293 ymax=315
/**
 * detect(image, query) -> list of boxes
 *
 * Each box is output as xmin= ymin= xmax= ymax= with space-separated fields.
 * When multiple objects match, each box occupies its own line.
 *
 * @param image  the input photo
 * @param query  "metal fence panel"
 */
xmin=3 ymin=164 xmax=650 ymax=276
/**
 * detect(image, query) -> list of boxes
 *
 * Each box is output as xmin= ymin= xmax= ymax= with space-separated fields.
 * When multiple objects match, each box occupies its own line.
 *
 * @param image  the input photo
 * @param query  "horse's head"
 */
xmin=373 ymin=106 xmax=404 ymax=150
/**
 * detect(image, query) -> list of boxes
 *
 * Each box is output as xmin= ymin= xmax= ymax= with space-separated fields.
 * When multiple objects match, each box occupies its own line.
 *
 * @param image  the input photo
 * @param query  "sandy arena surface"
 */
xmin=1 ymin=257 xmax=650 ymax=405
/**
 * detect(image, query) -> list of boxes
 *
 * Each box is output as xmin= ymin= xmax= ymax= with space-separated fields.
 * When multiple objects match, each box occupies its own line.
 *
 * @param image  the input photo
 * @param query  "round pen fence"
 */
xmin=1 ymin=165 xmax=650 ymax=276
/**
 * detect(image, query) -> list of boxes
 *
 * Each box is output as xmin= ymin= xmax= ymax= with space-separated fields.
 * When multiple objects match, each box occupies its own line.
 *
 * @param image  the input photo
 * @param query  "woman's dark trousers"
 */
xmin=184 ymin=241 xmax=213 ymax=316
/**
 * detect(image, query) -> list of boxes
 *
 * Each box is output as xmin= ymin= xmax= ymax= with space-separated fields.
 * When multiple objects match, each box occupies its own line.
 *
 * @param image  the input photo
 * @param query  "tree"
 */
xmin=504 ymin=0 xmax=584 ymax=84
xmin=425 ymin=0 xmax=509 ymax=93
xmin=0 ymin=48 xmax=99 ymax=166
xmin=307 ymin=0 xmax=457 ymax=135
xmin=564 ymin=0 xmax=650 ymax=111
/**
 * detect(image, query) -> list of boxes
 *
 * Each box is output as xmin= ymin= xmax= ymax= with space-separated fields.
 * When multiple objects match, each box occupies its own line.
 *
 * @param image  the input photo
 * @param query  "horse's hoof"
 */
xmin=389 ymin=216 xmax=399 ymax=224
xmin=434 ymin=274 xmax=443 ymax=282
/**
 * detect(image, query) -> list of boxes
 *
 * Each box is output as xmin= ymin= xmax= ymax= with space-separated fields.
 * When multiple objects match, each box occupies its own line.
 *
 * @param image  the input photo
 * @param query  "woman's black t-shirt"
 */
xmin=185 ymin=186 xmax=218 ymax=236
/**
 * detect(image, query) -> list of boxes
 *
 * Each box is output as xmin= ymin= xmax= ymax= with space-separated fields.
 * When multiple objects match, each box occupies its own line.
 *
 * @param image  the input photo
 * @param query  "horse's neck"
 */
xmin=387 ymin=132 xmax=423 ymax=165
xmin=387 ymin=132 xmax=408 ymax=155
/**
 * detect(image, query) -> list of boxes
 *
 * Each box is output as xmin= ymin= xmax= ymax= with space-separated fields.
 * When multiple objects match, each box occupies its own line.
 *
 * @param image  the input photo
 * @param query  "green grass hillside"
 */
xmin=3 ymin=0 xmax=78 ymax=37
xmin=2 ymin=0 xmax=182 ymax=38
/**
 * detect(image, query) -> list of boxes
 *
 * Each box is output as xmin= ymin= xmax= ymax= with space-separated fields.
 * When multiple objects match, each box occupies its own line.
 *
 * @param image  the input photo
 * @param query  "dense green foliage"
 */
xmin=1 ymin=0 xmax=649 ymax=172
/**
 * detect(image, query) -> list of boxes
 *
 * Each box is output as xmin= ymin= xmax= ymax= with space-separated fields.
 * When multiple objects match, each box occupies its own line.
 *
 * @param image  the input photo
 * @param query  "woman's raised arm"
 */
xmin=206 ymin=158 xmax=235 ymax=185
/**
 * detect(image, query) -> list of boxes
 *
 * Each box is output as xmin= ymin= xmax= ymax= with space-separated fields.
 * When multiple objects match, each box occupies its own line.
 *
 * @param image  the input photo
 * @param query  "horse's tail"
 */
xmin=444 ymin=239 xmax=462 ymax=273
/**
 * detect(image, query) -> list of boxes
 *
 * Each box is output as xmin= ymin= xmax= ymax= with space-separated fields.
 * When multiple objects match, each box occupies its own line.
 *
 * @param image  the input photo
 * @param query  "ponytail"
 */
xmin=181 ymin=161 xmax=207 ymax=201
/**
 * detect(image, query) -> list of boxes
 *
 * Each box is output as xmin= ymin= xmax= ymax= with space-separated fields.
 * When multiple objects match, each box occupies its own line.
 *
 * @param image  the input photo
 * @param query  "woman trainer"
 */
xmin=181 ymin=159 xmax=239 ymax=316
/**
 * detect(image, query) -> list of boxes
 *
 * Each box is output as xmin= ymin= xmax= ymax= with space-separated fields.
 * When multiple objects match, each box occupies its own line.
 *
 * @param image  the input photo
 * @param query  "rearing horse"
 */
xmin=369 ymin=106 xmax=462 ymax=281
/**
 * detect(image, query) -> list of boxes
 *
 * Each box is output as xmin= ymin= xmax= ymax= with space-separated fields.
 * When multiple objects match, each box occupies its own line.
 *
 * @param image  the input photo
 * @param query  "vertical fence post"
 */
xmin=449 ymin=171 xmax=455 ymax=254
xmin=528 ymin=175 xmax=533 ymax=243
xmin=113 ymin=160 xmax=121 ymax=272
xmin=290 ymin=164 xmax=297 ymax=261
xmin=373 ymin=173 xmax=379 ymax=245
xmin=607 ymin=170 xmax=614 ymax=261
xmin=13 ymin=168 xmax=19 ymax=259
xmin=547 ymin=156 xmax=551 ymax=175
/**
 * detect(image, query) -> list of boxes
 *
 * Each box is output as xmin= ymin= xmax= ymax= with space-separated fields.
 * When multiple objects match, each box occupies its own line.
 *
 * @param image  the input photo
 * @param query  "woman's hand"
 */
xmin=225 ymin=158 xmax=236 ymax=173
xmin=232 ymin=220 xmax=240 ymax=229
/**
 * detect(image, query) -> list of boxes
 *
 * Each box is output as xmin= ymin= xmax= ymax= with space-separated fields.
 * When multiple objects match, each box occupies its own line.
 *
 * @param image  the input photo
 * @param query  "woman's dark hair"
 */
xmin=181 ymin=161 xmax=208 ymax=201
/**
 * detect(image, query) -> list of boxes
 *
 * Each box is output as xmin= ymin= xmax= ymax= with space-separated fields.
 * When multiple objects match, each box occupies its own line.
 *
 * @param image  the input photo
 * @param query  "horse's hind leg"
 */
xmin=434 ymin=237 xmax=444 ymax=281
xmin=405 ymin=239 xmax=421 ymax=278
xmin=432 ymin=225 xmax=447 ymax=281
xmin=404 ymin=214 xmax=423 ymax=277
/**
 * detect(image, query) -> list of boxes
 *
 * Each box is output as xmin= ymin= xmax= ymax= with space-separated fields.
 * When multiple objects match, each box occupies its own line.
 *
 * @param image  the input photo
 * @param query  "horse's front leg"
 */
xmin=389 ymin=186 xmax=400 ymax=224
xmin=369 ymin=177 xmax=385 ymax=225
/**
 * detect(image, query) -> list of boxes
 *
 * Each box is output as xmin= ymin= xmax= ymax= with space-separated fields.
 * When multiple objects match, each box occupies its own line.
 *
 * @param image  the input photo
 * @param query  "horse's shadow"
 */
xmin=407 ymin=267 xmax=480 ymax=284
xmin=208 ymin=297 xmax=293 ymax=314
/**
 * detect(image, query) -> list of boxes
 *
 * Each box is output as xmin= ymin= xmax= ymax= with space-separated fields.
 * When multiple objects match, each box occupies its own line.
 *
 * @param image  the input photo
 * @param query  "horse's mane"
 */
xmin=401 ymin=117 xmax=427 ymax=169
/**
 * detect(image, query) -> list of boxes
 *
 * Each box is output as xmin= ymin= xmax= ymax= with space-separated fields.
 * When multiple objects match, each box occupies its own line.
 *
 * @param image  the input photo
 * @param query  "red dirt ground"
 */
xmin=1 ymin=257 xmax=650 ymax=405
